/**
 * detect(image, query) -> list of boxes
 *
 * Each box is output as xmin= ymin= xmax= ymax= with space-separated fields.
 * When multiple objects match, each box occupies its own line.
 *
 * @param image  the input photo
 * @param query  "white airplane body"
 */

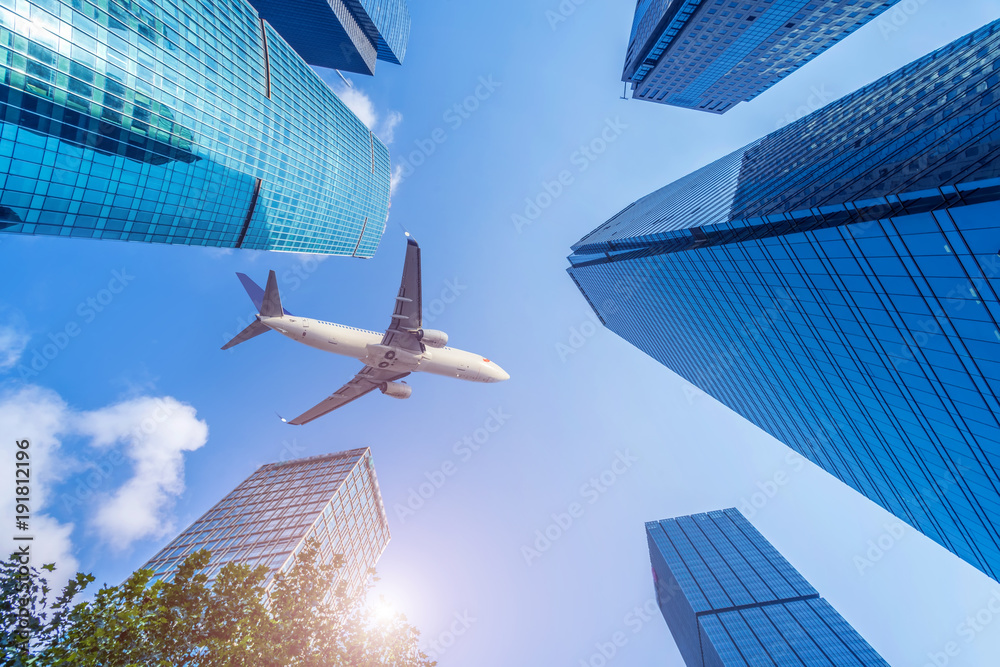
xmin=261 ymin=316 xmax=507 ymax=384
xmin=222 ymin=237 xmax=509 ymax=424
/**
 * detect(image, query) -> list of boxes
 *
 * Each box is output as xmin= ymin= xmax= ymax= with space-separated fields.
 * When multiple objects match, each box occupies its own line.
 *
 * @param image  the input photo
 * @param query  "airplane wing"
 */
xmin=286 ymin=366 xmax=410 ymax=425
xmin=381 ymin=237 xmax=424 ymax=354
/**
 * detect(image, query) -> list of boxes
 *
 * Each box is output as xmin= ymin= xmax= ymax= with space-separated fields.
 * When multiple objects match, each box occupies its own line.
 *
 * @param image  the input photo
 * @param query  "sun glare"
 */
xmin=373 ymin=597 xmax=396 ymax=623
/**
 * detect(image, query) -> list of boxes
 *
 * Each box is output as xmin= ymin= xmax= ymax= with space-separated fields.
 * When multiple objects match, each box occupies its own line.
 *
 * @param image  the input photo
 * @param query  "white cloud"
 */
xmin=334 ymin=83 xmax=403 ymax=146
xmin=294 ymin=252 xmax=329 ymax=267
xmin=76 ymin=396 xmax=209 ymax=550
xmin=0 ymin=385 xmax=77 ymax=590
xmin=390 ymin=163 xmax=406 ymax=196
xmin=338 ymin=85 xmax=379 ymax=130
xmin=380 ymin=110 xmax=403 ymax=144
xmin=0 ymin=386 xmax=208 ymax=589
xmin=0 ymin=322 xmax=29 ymax=372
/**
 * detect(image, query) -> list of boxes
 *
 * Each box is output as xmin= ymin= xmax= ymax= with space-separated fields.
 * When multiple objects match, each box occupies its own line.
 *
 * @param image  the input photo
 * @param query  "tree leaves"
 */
xmin=0 ymin=543 xmax=435 ymax=666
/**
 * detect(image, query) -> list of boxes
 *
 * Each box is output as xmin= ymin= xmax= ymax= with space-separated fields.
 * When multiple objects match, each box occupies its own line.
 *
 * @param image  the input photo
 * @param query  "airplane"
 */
xmin=222 ymin=236 xmax=510 ymax=424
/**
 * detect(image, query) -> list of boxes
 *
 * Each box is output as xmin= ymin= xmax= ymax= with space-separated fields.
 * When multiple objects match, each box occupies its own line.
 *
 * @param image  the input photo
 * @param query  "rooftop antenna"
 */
xmin=336 ymin=70 xmax=352 ymax=88
xmin=620 ymin=83 xmax=628 ymax=100
xmin=395 ymin=218 xmax=412 ymax=239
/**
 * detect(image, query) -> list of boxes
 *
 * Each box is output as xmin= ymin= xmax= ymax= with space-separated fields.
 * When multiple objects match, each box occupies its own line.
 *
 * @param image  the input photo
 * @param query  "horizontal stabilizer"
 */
xmin=236 ymin=272 xmax=292 ymax=315
xmin=222 ymin=319 xmax=270 ymax=350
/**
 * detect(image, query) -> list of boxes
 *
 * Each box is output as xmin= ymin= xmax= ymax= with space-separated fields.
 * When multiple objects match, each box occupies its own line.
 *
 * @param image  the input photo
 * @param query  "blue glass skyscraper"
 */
xmin=647 ymin=509 xmax=888 ymax=665
xmin=623 ymin=0 xmax=901 ymax=112
xmin=248 ymin=0 xmax=410 ymax=75
xmin=143 ymin=449 xmax=390 ymax=596
xmin=0 ymin=0 xmax=390 ymax=256
xmin=572 ymin=21 xmax=1000 ymax=578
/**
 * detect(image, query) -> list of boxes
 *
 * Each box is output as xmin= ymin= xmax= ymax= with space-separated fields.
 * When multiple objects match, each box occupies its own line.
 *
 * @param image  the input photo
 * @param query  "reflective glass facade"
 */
xmin=248 ymin=0 xmax=410 ymax=74
xmin=623 ymin=0 xmax=900 ymax=113
xmin=647 ymin=509 xmax=888 ymax=666
xmin=0 ymin=0 xmax=390 ymax=256
xmin=572 ymin=22 xmax=1000 ymax=578
xmin=142 ymin=448 xmax=390 ymax=597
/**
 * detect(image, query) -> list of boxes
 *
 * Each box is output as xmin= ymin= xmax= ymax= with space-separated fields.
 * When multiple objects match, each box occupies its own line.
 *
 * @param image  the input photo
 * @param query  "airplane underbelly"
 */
xmin=295 ymin=323 xmax=371 ymax=359
xmin=422 ymin=352 xmax=481 ymax=381
xmin=328 ymin=340 xmax=368 ymax=358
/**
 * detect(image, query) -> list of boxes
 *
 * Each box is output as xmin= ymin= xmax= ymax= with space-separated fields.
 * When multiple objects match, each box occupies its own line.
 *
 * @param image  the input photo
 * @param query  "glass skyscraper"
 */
xmin=247 ymin=0 xmax=410 ymax=75
xmin=0 ymin=0 xmax=390 ymax=256
xmin=142 ymin=448 xmax=390 ymax=596
xmin=571 ymin=21 xmax=1000 ymax=578
xmin=623 ymin=0 xmax=901 ymax=113
xmin=647 ymin=509 xmax=888 ymax=665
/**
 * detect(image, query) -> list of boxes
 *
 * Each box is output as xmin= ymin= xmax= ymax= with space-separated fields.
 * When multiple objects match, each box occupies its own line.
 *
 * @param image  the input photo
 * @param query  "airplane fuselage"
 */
xmin=259 ymin=315 xmax=509 ymax=383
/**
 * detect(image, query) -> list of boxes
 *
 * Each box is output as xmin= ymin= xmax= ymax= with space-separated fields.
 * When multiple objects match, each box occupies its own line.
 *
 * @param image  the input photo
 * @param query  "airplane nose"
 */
xmin=496 ymin=367 xmax=510 ymax=382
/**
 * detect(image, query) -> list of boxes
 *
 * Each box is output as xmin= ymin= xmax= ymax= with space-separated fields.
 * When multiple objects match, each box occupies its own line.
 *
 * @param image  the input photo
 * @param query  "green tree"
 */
xmin=2 ymin=554 xmax=93 ymax=666
xmin=0 ymin=544 xmax=434 ymax=667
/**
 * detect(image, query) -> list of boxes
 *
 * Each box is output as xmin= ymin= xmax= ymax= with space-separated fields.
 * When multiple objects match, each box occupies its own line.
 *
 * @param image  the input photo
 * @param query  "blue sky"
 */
xmin=4 ymin=1 xmax=1000 ymax=665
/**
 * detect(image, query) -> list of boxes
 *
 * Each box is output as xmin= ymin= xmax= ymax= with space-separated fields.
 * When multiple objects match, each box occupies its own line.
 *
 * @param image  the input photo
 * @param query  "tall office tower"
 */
xmin=142 ymin=449 xmax=390 ymax=596
xmin=622 ymin=0 xmax=901 ymax=113
xmin=0 ymin=0 xmax=389 ymax=256
xmin=247 ymin=0 xmax=410 ymax=75
xmin=647 ymin=509 xmax=889 ymax=666
xmin=571 ymin=21 xmax=1000 ymax=578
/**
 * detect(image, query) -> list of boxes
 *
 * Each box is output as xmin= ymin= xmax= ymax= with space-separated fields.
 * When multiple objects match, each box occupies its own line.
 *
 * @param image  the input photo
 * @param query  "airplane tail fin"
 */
xmin=224 ymin=271 xmax=289 ymax=350
xmin=259 ymin=270 xmax=283 ymax=317
xmin=222 ymin=320 xmax=270 ymax=350
xmin=235 ymin=271 xmax=291 ymax=316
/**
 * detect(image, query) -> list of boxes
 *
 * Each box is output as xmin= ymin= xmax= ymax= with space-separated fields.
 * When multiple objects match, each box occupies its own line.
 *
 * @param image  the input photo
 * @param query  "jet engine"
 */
xmin=380 ymin=381 xmax=412 ymax=399
xmin=418 ymin=329 xmax=449 ymax=348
